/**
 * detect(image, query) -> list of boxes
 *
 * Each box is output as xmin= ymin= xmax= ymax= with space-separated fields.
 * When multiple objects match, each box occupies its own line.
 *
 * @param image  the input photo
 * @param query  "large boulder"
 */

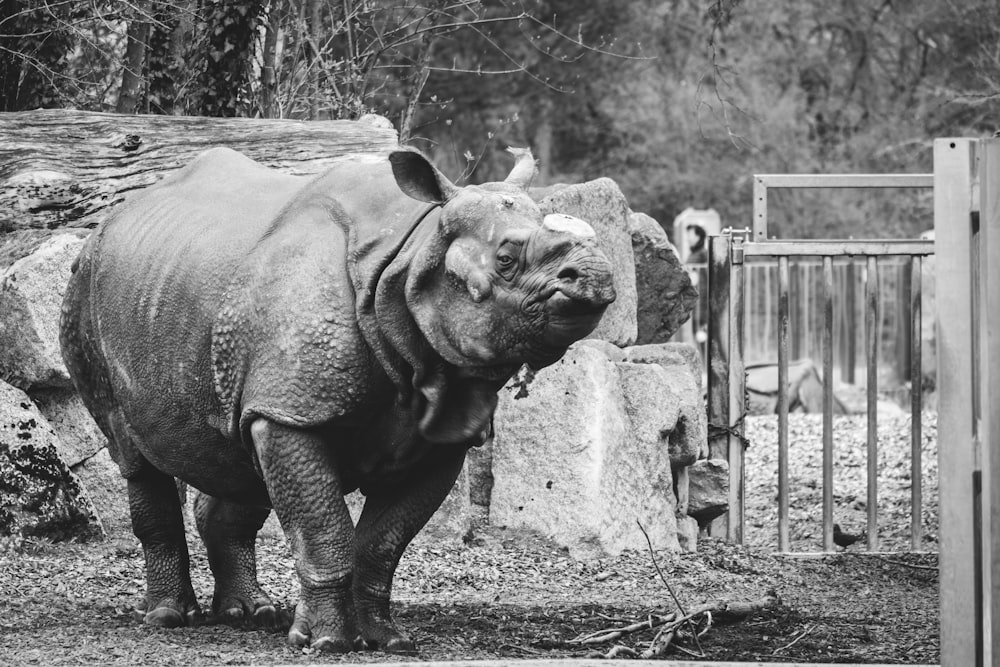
xmin=30 ymin=388 xmax=130 ymax=538
xmin=629 ymin=211 xmax=698 ymax=344
xmin=533 ymin=179 xmax=638 ymax=346
xmin=0 ymin=233 xmax=85 ymax=390
xmin=491 ymin=343 xmax=691 ymax=556
xmin=0 ymin=380 xmax=101 ymax=541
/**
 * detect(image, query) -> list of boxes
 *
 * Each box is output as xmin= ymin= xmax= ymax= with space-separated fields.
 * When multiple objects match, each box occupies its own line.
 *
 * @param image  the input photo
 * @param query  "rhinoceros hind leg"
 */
xmin=192 ymin=490 xmax=278 ymax=629
xmin=251 ymin=419 xmax=358 ymax=652
xmin=353 ymin=444 xmax=467 ymax=654
xmin=127 ymin=467 xmax=201 ymax=627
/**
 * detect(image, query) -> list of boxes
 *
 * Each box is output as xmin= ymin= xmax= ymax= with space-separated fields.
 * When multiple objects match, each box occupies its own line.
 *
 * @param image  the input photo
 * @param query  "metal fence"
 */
xmin=706 ymin=174 xmax=934 ymax=553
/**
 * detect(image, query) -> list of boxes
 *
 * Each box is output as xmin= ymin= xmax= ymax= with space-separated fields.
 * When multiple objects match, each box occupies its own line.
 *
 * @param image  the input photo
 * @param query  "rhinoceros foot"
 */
xmin=287 ymin=592 xmax=361 ymax=653
xmin=132 ymin=596 xmax=203 ymax=628
xmin=211 ymin=592 xmax=285 ymax=631
xmin=356 ymin=599 xmax=417 ymax=654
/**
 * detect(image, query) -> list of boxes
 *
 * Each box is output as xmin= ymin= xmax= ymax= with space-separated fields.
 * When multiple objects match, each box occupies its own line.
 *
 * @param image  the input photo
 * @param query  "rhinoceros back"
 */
xmin=64 ymin=148 xmax=310 ymax=482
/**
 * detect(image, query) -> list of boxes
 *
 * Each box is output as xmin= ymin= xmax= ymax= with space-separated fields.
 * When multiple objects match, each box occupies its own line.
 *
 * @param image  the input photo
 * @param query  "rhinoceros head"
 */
xmin=384 ymin=148 xmax=615 ymax=383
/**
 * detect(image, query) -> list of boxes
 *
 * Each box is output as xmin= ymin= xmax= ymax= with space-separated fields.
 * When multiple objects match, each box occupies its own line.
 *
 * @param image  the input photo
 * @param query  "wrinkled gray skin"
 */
xmin=60 ymin=147 xmax=615 ymax=653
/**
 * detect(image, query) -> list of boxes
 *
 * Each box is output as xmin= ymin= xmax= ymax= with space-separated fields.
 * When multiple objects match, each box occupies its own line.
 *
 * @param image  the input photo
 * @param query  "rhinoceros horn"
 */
xmin=504 ymin=146 xmax=537 ymax=189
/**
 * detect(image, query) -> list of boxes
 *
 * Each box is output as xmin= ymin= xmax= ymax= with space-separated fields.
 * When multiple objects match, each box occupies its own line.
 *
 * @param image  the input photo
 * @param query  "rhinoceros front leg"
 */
xmin=250 ymin=419 xmax=358 ymax=653
xmin=353 ymin=444 xmax=467 ymax=654
xmin=127 ymin=466 xmax=201 ymax=627
xmin=191 ymin=490 xmax=279 ymax=629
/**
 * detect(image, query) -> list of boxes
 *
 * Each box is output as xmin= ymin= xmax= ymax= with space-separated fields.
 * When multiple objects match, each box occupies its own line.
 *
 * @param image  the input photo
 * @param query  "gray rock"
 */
xmin=491 ymin=344 xmax=678 ymax=556
xmin=676 ymin=515 xmax=699 ymax=553
xmin=688 ymin=458 xmax=729 ymax=525
xmin=0 ymin=234 xmax=85 ymax=389
xmin=624 ymin=344 xmax=707 ymax=463
xmin=629 ymin=211 xmax=698 ymax=344
xmin=534 ymin=180 xmax=638 ymax=346
xmin=0 ymin=380 xmax=100 ymax=540
xmin=29 ymin=388 xmax=106 ymax=467
xmin=70 ymin=447 xmax=130 ymax=538
xmin=624 ymin=342 xmax=703 ymax=392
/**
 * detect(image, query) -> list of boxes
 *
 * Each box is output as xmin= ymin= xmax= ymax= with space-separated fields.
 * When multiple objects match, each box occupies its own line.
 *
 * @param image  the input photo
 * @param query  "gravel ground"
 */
xmin=0 ymin=411 xmax=939 ymax=664
xmin=743 ymin=411 xmax=938 ymax=552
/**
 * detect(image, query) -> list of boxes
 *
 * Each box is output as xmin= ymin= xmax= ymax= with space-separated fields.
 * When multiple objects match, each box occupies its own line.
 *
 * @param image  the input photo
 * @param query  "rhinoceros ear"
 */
xmin=389 ymin=149 xmax=459 ymax=204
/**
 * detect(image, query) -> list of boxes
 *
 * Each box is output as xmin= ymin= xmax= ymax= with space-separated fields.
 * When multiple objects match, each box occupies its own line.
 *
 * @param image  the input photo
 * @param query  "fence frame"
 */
xmin=709 ymin=172 xmax=934 ymax=552
xmin=935 ymin=137 xmax=1000 ymax=666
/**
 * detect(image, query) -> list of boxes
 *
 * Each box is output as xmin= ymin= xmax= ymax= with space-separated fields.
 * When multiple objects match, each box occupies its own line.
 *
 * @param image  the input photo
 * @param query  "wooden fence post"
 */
xmin=935 ymin=137 xmax=981 ymax=665
xmin=707 ymin=232 xmax=746 ymax=543
xmin=977 ymin=137 xmax=1000 ymax=665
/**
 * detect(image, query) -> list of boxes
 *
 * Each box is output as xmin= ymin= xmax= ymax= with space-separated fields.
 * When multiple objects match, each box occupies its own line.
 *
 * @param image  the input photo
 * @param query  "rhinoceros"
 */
xmin=59 ymin=146 xmax=615 ymax=653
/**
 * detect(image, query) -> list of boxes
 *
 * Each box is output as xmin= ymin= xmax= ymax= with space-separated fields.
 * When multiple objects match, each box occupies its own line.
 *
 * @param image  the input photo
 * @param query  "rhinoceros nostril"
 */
xmin=557 ymin=266 xmax=579 ymax=282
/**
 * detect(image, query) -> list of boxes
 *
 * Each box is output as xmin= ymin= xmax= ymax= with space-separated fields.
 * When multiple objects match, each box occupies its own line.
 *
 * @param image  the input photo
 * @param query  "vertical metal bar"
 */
xmin=707 ymin=233 xmax=732 ymax=538
xmin=935 ymin=138 xmax=979 ymax=666
xmin=778 ymin=256 xmax=790 ymax=553
xmin=822 ymin=256 xmax=835 ymax=551
xmin=753 ymin=176 xmax=768 ymax=241
xmin=866 ymin=256 xmax=880 ymax=551
xmin=845 ymin=259 xmax=856 ymax=384
xmin=898 ymin=261 xmax=913 ymax=383
xmin=910 ymin=255 xmax=923 ymax=551
xmin=728 ymin=236 xmax=747 ymax=544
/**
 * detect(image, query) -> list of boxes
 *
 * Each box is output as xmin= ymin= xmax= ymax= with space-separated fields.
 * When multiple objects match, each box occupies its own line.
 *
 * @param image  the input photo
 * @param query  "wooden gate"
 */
xmin=705 ymin=137 xmax=1000 ymax=663
xmin=706 ymin=175 xmax=933 ymax=551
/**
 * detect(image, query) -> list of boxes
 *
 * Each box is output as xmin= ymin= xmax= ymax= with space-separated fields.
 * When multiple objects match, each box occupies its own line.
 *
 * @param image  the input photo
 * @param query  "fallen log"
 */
xmin=0 ymin=109 xmax=398 ymax=234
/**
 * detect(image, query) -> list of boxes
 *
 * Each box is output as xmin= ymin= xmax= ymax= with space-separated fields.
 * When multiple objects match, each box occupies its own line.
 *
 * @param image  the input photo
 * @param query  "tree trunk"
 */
xmin=0 ymin=109 xmax=398 ymax=238
xmin=261 ymin=0 xmax=285 ymax=118
xmin=116 ymin=1 xmax=152 ymax=114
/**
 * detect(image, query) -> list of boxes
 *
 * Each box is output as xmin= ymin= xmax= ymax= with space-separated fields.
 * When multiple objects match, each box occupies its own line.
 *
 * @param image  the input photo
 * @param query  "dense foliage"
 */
xmin=1 ymin=0 xmax=997 ymax=238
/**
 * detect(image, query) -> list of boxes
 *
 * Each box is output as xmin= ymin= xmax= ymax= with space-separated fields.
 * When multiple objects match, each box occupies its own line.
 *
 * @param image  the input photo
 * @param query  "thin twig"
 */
xmin=773 ymin=623 xmax=814 ymax=655
xmin=637 ymin=520 xmax=705 ymax=656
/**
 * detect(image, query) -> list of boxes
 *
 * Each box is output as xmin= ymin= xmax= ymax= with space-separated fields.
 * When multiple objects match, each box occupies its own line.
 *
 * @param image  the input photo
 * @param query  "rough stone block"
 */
xmin=0 ymin=380 xmax=100 ymax=540
xmin=71 ymin=447 xmax=130 ymax=538
xmin=629 ymin=211 xmax=698 ymax=344
xmin=688 ymin=458 xmax=729 ymax=525
xmin=29 ymin=388 xmax=106 ymax=467
xmin=0 ymin=234 xmax=85 ymax=389
xmin=491 ymin=344 xmax=678 ymax=556
xmin=625 ymin=343 xmax=707 ymax=464
xmin=534 ymin=179 xmax=637 ymax=346
xmin=676 ymin=515 xmax=699 ymax=553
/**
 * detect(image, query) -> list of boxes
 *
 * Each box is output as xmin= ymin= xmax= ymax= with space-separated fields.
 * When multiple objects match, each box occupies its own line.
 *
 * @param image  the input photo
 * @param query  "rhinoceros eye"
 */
xmin=496 ymin=244 xmax=520 ymax=280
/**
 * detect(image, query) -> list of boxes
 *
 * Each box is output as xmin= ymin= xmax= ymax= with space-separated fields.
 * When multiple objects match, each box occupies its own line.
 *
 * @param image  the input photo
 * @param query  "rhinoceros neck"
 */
xmin=351 ymin=202 xmax=441 ymax=393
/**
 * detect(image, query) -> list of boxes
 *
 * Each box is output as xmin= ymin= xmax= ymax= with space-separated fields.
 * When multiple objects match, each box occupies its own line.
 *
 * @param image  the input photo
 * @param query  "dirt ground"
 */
xmin=0 ymin=413 xmax=939 ymax=665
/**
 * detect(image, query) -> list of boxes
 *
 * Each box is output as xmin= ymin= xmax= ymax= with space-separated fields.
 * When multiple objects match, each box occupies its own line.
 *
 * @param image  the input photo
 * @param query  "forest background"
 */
xmin=1 ymin=0 xmax=998 ymax=242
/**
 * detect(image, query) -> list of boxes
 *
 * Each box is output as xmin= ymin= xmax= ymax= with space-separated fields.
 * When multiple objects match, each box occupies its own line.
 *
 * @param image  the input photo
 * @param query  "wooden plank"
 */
xmin=0 ymin=109 xmax=400 ymax=232
xmin=743 ymin=240 xmax=935 ymax=257
xmin=778 ymin=256 xmax=790 ymax=552
xmin=753 ymin=176 xmax=768 ymax=241
xmin=706 ymin=234 xmax=732 ymax=538
xmin=934 ymin=137 xmax=979 ymax=666
xmin=910 ymin=256 xmax=923 ymax=551
xmin=822 ymin=257 xmax=835 ymax=552
xmin=728 ymin=235 xmax=747 ymax=544
xmin=866 ymin=256 xmax=880 ymax=551
xmin=754 ymin=173 xmax=933 ymax=189
xmin=978 ymin=138 xmax=1000 ymax=665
